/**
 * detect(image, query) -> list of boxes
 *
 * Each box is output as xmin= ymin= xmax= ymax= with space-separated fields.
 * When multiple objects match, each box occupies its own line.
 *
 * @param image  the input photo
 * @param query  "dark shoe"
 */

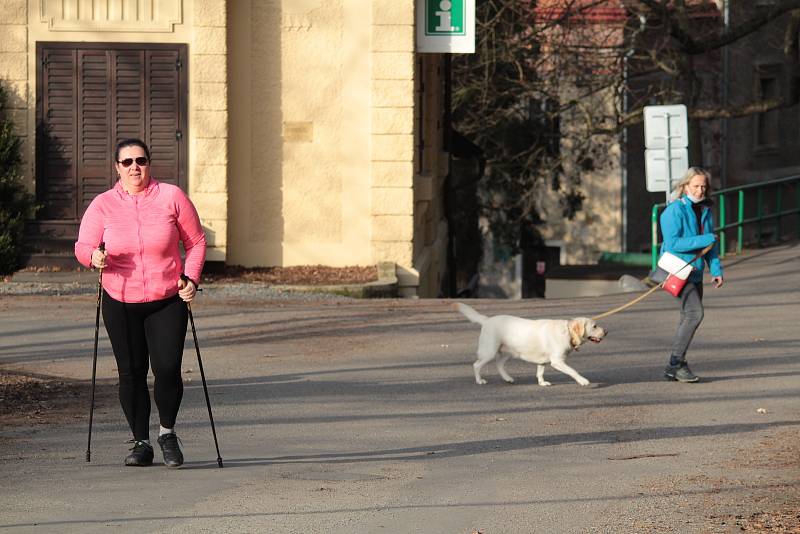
xmin=157 ymin=433 xmax=184 ymax=468
xmin=125 ymin=440 xmax=154 ymax=466
xmin=664 ymin=362 xmax=699 ymax=383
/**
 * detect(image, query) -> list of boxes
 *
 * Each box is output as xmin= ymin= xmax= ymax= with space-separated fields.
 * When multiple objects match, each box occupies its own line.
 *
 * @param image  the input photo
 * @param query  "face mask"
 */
xmin=685 ymin=193 xmax=703 ymax=203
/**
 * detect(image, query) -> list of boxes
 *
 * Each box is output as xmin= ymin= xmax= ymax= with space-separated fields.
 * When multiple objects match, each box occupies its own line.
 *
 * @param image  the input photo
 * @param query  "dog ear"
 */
xmin=568 ymin=319 xmax=586 ymax=348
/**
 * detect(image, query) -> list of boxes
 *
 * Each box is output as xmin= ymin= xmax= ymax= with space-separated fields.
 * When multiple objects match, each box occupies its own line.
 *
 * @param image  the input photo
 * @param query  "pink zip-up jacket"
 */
xmin=75 ymin=179 xmax=207 ymax=303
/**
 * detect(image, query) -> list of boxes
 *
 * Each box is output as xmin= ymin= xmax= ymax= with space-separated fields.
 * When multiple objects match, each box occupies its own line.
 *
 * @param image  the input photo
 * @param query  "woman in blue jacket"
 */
xmin=659 ymin=167 xmax=724 ymax=382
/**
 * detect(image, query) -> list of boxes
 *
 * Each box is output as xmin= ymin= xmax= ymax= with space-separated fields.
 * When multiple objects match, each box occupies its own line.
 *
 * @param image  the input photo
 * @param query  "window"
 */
xmin=753 ymin=65 xmax=781 ymax=152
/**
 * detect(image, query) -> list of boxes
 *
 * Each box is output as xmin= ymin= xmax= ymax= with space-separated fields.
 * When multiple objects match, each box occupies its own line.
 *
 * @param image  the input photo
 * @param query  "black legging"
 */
xmin=102 ymin=291 xmax=188 ymax=441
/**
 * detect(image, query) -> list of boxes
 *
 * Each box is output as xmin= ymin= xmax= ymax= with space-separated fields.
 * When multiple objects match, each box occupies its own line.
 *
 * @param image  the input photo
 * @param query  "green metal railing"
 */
xmin=651 ymin=175 xmax=800 ymax=270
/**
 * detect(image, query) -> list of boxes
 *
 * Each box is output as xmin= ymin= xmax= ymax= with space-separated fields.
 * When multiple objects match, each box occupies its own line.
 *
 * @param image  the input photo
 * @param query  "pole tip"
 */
xmin=217 ymin=458 xmax=223 ymax=468
xmin=86 ymin=451 xmax=91 ymax=462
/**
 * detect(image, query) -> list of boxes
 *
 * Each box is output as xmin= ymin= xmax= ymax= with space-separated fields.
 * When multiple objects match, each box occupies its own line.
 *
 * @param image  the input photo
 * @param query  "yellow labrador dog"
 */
xmin=454 ymin=303 xmax=607 ymax=386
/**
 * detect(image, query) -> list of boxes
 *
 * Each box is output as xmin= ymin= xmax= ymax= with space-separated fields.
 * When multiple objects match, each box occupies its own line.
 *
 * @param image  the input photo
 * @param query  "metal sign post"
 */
xmin=643 ymin=105 xmax=689 ymax=203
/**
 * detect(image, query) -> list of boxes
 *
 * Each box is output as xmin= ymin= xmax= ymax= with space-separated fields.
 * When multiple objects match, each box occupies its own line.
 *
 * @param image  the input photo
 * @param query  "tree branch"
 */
xmin=689 ymin=97 xmax=797 ymax=120
xmin=600 ymin=96 xmax=797 ymax=134
xmin=635 ymin=0 xmax=800 ymax=55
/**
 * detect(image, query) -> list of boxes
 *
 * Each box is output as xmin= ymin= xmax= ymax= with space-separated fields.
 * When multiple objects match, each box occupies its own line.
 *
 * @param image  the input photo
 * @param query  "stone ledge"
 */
xmin=268 ymin=277 xmax=397 ymax=298
xmin=268 ymin=263 xmax=398 ymax=298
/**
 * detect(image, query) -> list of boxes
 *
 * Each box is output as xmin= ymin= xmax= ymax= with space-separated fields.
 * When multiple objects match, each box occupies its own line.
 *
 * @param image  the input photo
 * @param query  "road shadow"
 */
xmin=178 ymin=419 xmax=800 ymax=469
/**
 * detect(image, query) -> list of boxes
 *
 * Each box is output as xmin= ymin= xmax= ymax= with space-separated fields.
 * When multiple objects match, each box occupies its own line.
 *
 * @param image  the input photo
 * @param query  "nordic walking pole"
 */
xmin=86 ymin=242 xmax=105 ymax=462
xmin=181 ymin=274 xmax=223 ymax=468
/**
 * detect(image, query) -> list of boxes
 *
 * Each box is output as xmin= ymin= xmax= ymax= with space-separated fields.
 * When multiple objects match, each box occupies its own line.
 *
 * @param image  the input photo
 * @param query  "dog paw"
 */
xmin=502 ymin=377 xmax=515 ymax=384
xmin=577 ymin=378 xmax=591 ymax=386
xmin=538 ymin=381 xmax=552 ymax=387
xmin=476 ymin=379 xmax=488 ymax=385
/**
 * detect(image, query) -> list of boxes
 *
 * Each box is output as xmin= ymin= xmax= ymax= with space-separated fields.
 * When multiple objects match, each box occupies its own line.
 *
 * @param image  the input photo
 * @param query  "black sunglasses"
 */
xmin=117 ymin=156 xmax=149 ymax=167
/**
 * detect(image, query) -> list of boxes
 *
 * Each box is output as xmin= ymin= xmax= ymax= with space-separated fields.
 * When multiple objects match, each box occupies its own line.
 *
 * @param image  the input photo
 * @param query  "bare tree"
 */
xmin=452 ymin=0 xmax=800 ymax=251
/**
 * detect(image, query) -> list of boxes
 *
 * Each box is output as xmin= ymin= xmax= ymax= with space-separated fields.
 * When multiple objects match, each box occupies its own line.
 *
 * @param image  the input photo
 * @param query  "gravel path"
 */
xmin=0 ymin=276 xmax=357 ymax=302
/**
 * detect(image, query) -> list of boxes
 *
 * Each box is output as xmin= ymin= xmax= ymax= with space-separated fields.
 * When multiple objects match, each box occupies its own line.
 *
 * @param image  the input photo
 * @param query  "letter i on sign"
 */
xmin=435 ymin=1 xmax=457 ymax=32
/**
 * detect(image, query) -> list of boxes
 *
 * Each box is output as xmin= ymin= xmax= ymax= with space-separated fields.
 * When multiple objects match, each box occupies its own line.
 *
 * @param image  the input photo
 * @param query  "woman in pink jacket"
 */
xmin=75 ymin=138 xmax=206 ymax=468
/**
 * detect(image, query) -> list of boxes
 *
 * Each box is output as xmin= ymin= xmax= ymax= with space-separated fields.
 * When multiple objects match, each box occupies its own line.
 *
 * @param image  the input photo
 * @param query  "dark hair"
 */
xmin=114 ymin=138 xmax=151 ymax=163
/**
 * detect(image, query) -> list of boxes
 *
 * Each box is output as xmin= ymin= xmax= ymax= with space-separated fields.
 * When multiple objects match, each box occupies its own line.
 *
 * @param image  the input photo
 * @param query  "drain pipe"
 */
xmin=621 ymin=14 xmax=648 ymax=252
xmin=720 ymin=0 xmax=730 ymax=189
xmin=621 ymin=53 xmax=630 ymax=253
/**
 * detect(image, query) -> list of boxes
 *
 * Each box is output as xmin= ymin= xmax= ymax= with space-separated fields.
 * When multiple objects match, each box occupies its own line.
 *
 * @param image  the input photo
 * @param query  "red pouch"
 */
xmin=663 ymin=273 xmax=688 ymax=297
xmin=657 ymin=252 xmax=693 ymax=297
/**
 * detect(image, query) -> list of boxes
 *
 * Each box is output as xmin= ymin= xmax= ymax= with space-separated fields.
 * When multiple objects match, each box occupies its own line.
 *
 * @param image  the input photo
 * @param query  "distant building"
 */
xmin=474 ymin=1 xmax=748 ymax=297
xmin=725 ymin=1 xmax=800 ymax=185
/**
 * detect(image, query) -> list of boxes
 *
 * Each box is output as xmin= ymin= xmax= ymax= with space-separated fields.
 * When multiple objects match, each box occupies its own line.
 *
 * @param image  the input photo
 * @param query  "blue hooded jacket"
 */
xmin=659 ymin=196 xmax=723 ymax=283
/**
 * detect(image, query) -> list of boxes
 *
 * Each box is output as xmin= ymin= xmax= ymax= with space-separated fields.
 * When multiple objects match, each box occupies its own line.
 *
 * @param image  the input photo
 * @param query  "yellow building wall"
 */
xmin=0 ymin=0 xmax=27 ymax=140
xmin=374 ymin=0 xmax=433 ymax=297
xmin=2 ymin=0 xmax=229 ymax=261
xmin=228 ymin=0 xmax=449 ymax=298
xmin=228 ymin=0 xmax=374 ymax=268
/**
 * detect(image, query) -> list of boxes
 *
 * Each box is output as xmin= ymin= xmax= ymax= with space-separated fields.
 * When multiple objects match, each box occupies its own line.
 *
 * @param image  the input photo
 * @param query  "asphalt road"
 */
xmin=1 ymin=243 xmax=798 ymax=533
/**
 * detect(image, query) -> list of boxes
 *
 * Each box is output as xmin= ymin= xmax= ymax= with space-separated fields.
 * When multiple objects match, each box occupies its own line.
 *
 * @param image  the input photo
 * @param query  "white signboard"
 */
xmin=643 ymin=105 xmax=688 ymax=149
xmin=416 ymin=0 xmax=475 ymax=53
xmin=643 ymin=105 xmax=689 ymax=195
xmin=645 ymin=148 xmax=689 ymax=193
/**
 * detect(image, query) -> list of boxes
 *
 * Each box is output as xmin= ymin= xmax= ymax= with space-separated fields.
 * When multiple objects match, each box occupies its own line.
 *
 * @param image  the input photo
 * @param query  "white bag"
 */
xmin=657 ymin=252 xmax=693 ymax=280
xmin=655 ymin=252 xmax=694 ymax=297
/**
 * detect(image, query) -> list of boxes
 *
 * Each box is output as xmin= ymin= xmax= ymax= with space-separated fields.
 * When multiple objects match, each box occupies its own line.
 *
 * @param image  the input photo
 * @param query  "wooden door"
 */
xmin=36 ymin=43 xmax=187 ymax=227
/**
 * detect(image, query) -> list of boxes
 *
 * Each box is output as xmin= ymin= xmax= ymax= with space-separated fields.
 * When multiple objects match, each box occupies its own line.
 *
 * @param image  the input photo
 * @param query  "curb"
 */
xmin=2 ymin=268 xmax=400 ymax=299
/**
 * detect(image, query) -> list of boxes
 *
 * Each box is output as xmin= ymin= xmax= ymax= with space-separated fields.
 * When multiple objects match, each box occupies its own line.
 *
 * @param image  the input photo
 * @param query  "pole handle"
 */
xmin=179 ymin=273 xmax=202 ymax=291
xmin=96 ymin=242 xmax=106 ymax=279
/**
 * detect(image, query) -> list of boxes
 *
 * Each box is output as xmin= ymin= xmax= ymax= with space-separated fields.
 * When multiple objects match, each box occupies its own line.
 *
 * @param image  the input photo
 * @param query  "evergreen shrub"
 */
xmin=0 ymin=84 xmax=38 ymax=275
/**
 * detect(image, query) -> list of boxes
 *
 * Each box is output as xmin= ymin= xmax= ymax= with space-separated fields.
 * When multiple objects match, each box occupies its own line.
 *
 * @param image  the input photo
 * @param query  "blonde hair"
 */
xmin=671 ymin=166 xmax=712 ymax=199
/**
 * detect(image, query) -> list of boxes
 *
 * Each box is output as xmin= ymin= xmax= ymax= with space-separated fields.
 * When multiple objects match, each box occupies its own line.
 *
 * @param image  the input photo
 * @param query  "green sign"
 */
xmin=417 ymin=0 xmax=474 ymax=53
xmin=425 ymin=0 xmax=465 ymax=36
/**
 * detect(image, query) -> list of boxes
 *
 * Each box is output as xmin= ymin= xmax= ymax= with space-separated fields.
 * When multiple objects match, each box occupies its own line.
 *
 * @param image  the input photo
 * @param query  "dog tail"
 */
xmin=452 ymin=302 xmax=487 ymax=325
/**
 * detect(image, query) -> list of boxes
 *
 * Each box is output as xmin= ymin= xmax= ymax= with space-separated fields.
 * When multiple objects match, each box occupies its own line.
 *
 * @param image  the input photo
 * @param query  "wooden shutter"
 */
xmin=147 ymin=49 xmax=183 ymax=188
xmin=36 ymin=43 xmax=187 ymax=224
xmin=38 ymin=48 xmax=78 ymax=220
xmin=112 ymin=49 xmax=183 ymax=188
xmin=112 ymin=50 xmax=145 ymax=148
xmin=78 ymin=49 xmax=112 ymax=215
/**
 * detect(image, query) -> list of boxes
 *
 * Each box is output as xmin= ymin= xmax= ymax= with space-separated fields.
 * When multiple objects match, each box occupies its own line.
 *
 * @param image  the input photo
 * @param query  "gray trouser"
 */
xmin=670 ymin=281 xmax=704 ymax=363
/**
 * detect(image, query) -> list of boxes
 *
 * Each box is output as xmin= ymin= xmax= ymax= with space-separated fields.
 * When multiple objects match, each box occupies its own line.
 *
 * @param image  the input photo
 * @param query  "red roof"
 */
xmin=534 ymin=0 xmax=721 ymax=23
xmin=535 ymin=0 xmax=627 ymax=23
